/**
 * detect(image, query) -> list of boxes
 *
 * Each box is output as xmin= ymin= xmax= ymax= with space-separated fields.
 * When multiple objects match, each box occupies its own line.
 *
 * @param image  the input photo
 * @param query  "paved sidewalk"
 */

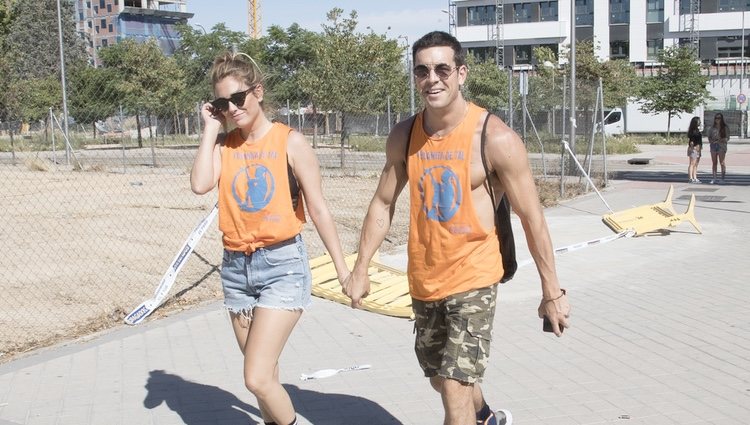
xmin=1 ymin=146 xmax=749 ymax=425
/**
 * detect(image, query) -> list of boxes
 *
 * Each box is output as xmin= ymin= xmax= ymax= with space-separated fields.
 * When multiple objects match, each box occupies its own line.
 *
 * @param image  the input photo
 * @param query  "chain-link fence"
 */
xmin=0 ymin=44 xmax=617 ymax=362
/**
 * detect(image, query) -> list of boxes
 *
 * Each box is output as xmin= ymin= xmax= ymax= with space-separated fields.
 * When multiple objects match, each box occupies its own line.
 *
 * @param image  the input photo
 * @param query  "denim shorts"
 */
xmin=220 ymin=234 xmax=312 ymax=316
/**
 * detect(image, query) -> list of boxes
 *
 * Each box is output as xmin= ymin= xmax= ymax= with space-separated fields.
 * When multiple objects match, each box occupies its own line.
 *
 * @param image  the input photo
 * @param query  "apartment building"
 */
xmin=74 ymin=0 xmax=193 ymax=65
xmin=450 ymin=0 xmax=749 ymax=109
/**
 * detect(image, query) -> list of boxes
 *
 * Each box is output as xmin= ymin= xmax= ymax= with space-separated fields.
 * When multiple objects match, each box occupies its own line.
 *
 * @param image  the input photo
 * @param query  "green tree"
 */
xmin=67 ymin=66 xmax=120 ymax=138
xmin=298 ymin=8 xmax=407 ymax=134
xmin=173 ymin=23 xmax=248 ymax=108
xmin=99 ymin=39 xmax=186 ymax=147
xmin=551 ymin=41 xmax=637 ymax=143
xmin=636 ymin=45 xmax=711 ymax=138
xmin=1 ymin=0 xmax=86 ymax=127
xmin=4 ymin=0 xmax=86 ymax=79
xmin=464 ymin=55 xmax=510 ymax=113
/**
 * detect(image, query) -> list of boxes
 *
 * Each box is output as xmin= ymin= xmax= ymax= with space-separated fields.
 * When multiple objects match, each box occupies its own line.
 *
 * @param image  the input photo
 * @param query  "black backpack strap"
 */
xmin=480 ymin=112 xmax=495 ymax=206
xmin=404 ymin=113 xmax=418 ymax=163
xmin=479 ymin=112 xmax=517 ymax=283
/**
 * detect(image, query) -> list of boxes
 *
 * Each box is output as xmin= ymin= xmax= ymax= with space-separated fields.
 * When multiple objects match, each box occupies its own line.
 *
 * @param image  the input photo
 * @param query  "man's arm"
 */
xmin=343 ymin=120 xmax=410 ymax=307
xmin=484 ymin=116 xmax=570 ymax=336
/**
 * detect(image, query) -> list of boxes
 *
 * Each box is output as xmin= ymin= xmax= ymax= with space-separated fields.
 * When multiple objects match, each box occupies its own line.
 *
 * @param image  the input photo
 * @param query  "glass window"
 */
xmin=468 ymin=5 xmax=497 ymax=25
xmin=576 ymin=0 xmax=594 ymax=26
xmin=717 ymin=36 xmax=745 ymax=57
xmin=647 ymin=38 xmax=663 ymax=60
xmin=514 ymin=3 xmax=532 ymax=23
xmin=718 ymin=0 xmax=750 ymax=12
xmin=646 ymin=0 xmax=664 ymax=22
xmin=101 ymin=18 xmax=106 ymax=28
xmin=610 ymin=0 xmax=630 ymax=24
xmin=540 ymin=1 xmax=558 ymax=21
xmin=604 ymin=111 xmax=621 ymax=125
xmin=101 ymin=38 xmax=108 ymax=47
xmin=468 ymin=46 xmax=496 ymax=63
xmin=99 ymin=0 xmax=105 ymax=8
xmin=610 ymin=40 xmax=629 ymax=58
xmin=515 ymin=45 xmax=532 ymax=64
xmin=108 ymin=23 xmax=113 ymax=32
xmin=107 ymin=3 xmax=112 ymax=12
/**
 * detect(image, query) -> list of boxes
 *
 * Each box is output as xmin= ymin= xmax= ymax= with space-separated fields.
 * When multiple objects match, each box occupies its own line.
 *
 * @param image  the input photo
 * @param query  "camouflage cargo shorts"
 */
xmin=412 ymin=284 xmax=498 ymax=384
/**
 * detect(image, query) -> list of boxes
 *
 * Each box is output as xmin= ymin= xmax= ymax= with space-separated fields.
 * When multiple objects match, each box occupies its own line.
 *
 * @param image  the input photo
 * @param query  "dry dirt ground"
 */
xmin=0 ymin=154 xmax=410 ymax=363
xmin=0 ymin=145 xmax=574 ymax=363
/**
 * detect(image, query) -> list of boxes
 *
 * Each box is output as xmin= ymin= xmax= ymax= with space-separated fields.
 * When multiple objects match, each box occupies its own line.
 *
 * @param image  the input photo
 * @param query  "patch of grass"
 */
xmin=349 ymin=134 xmax=388 ymax=152
xmin=536 ymin=177 xmax=595 ymax=208
xmin=526 ymin=133 xmax=640 ymax=155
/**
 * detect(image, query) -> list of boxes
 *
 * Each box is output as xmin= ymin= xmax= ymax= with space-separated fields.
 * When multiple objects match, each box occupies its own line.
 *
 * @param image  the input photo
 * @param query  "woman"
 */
xmin=708 ymin=113 xmax=729 ymax=184
xmin=686 ymin=116 xmax=702 ymax=183
xmin=191 ymin=52 xmax=350 ymax=425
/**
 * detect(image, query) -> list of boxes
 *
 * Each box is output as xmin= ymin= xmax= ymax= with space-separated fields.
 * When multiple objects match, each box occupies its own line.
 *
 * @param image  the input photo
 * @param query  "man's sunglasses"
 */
xmin=210 ymin=87 xmax=255 ymax=113
xmin=413 ymin=64 xmax=458 ymax=80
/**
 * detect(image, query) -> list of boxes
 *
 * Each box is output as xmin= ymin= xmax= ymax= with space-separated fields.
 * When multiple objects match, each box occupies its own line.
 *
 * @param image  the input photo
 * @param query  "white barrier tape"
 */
xmin=517 ymin=229 xmax=635 ymax=268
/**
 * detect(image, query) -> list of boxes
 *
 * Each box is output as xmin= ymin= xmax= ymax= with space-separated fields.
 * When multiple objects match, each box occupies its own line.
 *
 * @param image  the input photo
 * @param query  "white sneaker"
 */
xmin=710 ymin=180 xmax=715 ymax=184
xmin=695 ymin=179 xmax=701 ymax=184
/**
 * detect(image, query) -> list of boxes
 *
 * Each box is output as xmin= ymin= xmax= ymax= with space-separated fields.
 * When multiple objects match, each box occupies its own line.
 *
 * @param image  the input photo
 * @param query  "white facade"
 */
xmin=451 ymin=0 xmax=750 ymax=66
xmin=451 ymin=0 xmax=750 ymax=110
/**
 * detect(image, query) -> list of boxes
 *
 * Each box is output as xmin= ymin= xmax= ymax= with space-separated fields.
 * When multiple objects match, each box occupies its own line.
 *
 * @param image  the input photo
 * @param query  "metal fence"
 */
xmin=0 ymin=56 xmax=616 ymax=361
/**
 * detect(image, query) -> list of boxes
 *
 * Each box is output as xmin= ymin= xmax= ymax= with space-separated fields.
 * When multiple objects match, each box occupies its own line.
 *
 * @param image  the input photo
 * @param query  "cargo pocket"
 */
xmin=465 ymin=318 xmax=492 ymax=377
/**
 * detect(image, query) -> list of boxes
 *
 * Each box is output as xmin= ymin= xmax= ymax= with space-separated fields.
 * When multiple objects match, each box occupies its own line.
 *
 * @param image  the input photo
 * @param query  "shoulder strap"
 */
xmin=479 ymin=112 xmax=495 ymax=207
xmin=404 ymin=114 xmax=418 ymax=162
xmin=480 ymin=112 xmax=517 ymax=283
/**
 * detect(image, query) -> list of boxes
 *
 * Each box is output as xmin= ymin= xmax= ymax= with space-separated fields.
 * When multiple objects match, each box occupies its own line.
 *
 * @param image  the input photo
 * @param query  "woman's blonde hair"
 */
xmin=210 ymin=52 xmax=263 ymax=90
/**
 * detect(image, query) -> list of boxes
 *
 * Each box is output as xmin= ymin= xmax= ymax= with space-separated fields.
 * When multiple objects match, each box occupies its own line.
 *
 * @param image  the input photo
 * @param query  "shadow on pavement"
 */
xmin=143 ymin=370 xmax=401 ymax=424
xmin=144 ymin=370 xmax=262 ymax=424
xmin=285 ymin=383 xmax=402 ymax=424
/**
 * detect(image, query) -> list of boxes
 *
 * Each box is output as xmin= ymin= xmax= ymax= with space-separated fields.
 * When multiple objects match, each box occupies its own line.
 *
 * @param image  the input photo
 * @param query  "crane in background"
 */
xmin=247 ymin=0 xmax=261 ymax=39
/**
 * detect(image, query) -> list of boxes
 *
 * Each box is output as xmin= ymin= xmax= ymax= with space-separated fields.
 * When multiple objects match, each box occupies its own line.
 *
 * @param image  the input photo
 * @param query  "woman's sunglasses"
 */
xmin=413 ymin=64 xmax=458 ymax=80
xmin=210 ymin=87 xmax=255 ymax=113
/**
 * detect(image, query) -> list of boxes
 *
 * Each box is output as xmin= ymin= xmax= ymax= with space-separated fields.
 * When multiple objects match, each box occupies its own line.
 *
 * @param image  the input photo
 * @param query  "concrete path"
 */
xmin=1 ymin=145 xmax=748 ymax=425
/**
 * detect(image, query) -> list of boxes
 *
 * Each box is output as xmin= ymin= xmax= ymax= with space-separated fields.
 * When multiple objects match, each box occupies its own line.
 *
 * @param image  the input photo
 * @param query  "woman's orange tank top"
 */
xmin=406 ymin=103 xmax=503 ymax=301
xmin=218 ymin=123 xmax=305 ymax=253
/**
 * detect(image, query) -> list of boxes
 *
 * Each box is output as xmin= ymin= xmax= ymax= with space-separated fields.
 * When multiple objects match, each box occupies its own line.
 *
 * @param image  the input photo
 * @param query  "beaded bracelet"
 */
xmin=543 ymin=288 xmax=566 ymax=303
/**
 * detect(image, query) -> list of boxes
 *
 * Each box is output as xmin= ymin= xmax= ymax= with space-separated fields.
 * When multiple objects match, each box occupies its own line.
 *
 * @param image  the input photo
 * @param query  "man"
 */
xmin=343 ymin=31 xmax=570 ymax=425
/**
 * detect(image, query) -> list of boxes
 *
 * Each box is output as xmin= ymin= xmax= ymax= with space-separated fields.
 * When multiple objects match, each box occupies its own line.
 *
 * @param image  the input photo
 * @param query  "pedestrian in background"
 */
xmin=686 ymin=116 xmax=702 ymax=183
xmin=191 ymin=51 xmax=350 ymax=425
xmin=708 ymin=113 xmax=729 ymax=184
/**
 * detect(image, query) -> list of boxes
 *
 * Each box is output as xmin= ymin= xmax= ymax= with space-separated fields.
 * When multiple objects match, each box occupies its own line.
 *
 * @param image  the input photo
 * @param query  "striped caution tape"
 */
xmin=517 ymin=229 xmax=635 ymax=269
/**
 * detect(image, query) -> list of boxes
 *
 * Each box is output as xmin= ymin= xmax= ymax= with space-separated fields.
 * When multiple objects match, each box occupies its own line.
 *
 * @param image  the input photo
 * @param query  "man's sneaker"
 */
xmin=478 ymin=409 xmax=513 ymax=425
xmin=710 ymin=179 xmax=716 ymax=184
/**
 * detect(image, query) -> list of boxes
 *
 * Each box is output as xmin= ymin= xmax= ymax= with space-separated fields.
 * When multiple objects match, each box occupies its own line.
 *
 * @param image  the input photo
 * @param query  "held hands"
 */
xmin=537 ymin=289 xmax=571 ymax=337
xmin=341 ymin=270 xmax=370 ymax=309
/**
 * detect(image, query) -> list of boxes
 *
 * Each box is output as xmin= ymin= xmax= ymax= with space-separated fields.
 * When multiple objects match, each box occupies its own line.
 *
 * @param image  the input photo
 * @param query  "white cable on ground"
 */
xmin=517 ymin=229 xmax=635 ymax=269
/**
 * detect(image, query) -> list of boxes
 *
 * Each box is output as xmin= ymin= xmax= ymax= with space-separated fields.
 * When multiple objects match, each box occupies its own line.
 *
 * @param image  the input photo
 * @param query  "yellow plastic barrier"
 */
xmin=602 ymin=185 xmax=702 ymax=236
xmin=309 ymin=252 xmax=413 ymax=319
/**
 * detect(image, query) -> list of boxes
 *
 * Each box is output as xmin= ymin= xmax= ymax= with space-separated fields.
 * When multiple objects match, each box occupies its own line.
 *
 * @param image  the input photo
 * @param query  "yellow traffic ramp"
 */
xmin=602 ymin=185 xmax=701 ymax=236
xmin=309 ymin=252 xmax=413 ymax=319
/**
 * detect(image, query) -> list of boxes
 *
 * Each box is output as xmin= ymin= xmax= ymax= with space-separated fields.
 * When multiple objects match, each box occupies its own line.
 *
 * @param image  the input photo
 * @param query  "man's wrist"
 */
xmin=542 ymin=288 xmax=566 ymax=303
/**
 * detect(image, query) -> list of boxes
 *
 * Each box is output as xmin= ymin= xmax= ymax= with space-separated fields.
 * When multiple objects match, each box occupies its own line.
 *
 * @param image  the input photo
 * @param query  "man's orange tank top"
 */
xmin=218 ymin=123 xmax=305 ymax=253
xmin=407 ymin=103 xmax=503 ymax=301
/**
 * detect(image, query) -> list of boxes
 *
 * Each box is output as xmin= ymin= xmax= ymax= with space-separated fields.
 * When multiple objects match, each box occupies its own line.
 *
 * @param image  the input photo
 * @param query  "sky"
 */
xmin=188 ymin=0 xmax=450 ymax=45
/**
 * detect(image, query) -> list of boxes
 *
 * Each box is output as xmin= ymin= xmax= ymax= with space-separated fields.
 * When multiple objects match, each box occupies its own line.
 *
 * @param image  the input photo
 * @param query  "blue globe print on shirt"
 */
xmin=418 ymin=165 xmax=462 ymax=222
xmin=232 ymin=164 xmax=275 ymax=212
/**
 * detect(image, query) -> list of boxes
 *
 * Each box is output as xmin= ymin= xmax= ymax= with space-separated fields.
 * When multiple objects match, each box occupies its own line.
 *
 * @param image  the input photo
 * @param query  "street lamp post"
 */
xmin=399 ymin=35 xmax=415 ymax=115
xmin=543 ymin=60 xmax=556 ymax=135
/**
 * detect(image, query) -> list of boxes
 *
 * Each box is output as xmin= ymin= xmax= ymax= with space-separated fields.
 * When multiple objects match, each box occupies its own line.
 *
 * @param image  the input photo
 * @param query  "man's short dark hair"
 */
xmin=412 ymin=31 xmax=466 ymax=67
